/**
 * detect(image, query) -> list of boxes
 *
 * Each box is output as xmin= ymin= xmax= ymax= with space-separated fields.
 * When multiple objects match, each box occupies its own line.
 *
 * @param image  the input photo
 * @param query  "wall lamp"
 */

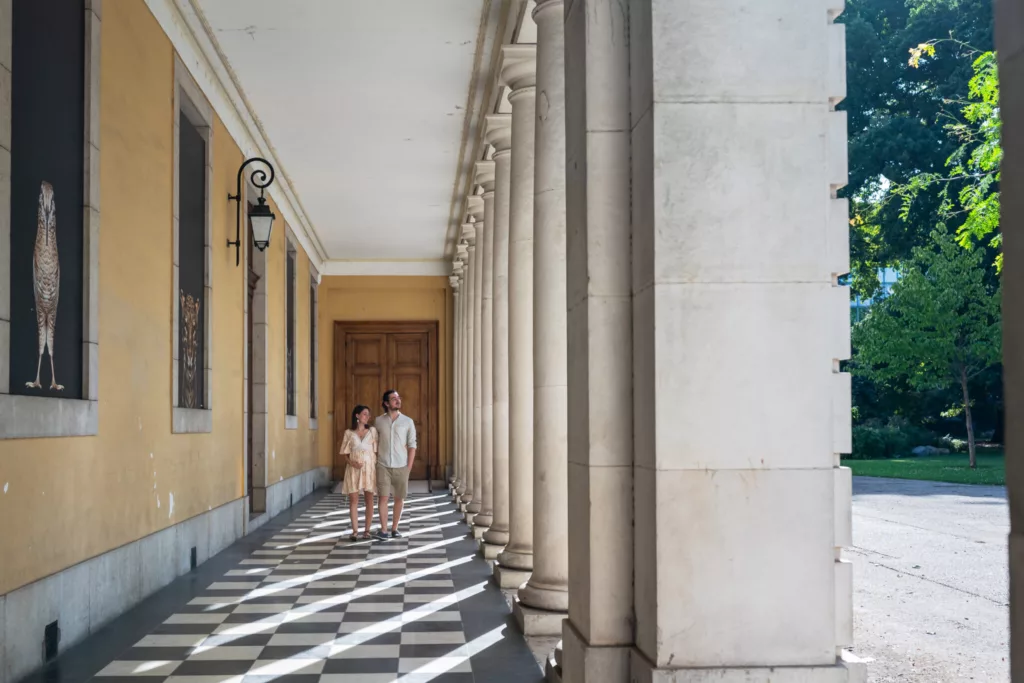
xmin=227 ymin=157 xmax=276 ymax=266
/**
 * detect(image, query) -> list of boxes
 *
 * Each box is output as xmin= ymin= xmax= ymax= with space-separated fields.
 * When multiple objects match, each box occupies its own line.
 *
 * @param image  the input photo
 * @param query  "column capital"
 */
xmin=532 ymin=0 xmax=563 ymax=21
xmin=499 ymin=44 xmax=537 ymax=92
xmin=475 ymin=160 xmax=496 ymax=193
xmin=462 ymin=222 xmax=477 ymax=245
xmin=449 ymin=275 xmax=460 ymax=290
xmin=485 ymin=114 xmax=513 ymax=154
xmin=467 ymin=195 xmax=485 ymax=222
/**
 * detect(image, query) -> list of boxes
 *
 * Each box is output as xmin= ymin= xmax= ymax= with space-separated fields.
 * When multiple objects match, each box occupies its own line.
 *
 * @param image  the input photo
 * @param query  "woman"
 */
xmin=338 ymin=404 xmax=377 ymax=541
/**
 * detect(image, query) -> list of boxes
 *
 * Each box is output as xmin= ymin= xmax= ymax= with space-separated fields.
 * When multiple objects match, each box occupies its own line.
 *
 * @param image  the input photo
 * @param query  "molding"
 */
xmin=172 ymin=406 xmax=212 ymax=434
xmin=0 ymin=3 xmax=102 ymax=439
xmin=0 ymin=395 xmax=98 ymax=439
xmin=442 ymin=0 xmax=524 ymax=261
xmin=172 ymin=54 xmax=215 ymax=427
xmin=321 ymin=260 xmax=451 ymax=277
xmin=143 ymin=0 xmax=327 ymax=270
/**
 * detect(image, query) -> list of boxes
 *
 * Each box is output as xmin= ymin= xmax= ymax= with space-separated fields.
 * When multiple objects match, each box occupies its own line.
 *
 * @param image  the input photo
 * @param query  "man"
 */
xmin=374 ymin=389 xmax=417 ymax=540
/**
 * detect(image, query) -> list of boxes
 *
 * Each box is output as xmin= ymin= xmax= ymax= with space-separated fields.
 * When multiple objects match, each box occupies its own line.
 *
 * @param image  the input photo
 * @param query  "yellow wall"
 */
xmin=317 ymin=276 xmax=453 ymax=476
xmin=0 ymin=0 xmax=318 ymax=596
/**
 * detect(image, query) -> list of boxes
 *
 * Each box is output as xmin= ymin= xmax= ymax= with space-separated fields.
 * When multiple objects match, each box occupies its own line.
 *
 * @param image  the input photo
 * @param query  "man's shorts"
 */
xmin=376 ymin=464 xmax=409 ymax=500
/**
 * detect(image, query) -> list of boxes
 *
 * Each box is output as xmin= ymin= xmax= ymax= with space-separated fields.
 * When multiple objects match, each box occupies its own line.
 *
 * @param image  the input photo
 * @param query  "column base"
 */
xmin=465 ymin=511 xmax=476 ymax=525
xmin=473 ymin=512 xmax=493 ymax=528
xmin=480 ymin=541 xmax=503 ymax=560
xmin=458 ymin=502 xmax=468 ymax=513
xmin=629 ymin=649 xmax=868 ymax=683
xmin=467 ymin=501 xmax=482 ymax=513
xmin=561 ymin=620 xmax=630 ymax=683
xmin=512 ymin=596 xmax=566 ymax=636
xmin=482 ymin=527 xmax=509 ymax=546
xmin=497 ymin=547 xmax=533 ymax=571
xmin=471 ymin=524 xmax=486 ymax=539
xmin=455 ymin=486 xmax=467 ymax=496
xmin=519 ymin=581 xmax=569 ymax=612
xmin=493 ymin=564 xmax=531 ymax=589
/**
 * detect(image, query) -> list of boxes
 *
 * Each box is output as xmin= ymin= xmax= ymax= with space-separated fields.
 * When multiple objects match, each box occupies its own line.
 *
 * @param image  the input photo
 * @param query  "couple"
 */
xmin=338 ymin=389 xmax=418 ymax=542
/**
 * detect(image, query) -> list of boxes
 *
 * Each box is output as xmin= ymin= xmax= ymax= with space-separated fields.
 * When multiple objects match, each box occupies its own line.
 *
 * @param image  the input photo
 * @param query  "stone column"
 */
xmin=474 ymin=161 xmax=497 ymax=535
xmin=561 ymin=1 xmax=635 ymax=678
xmin=458 ymin=240 xmax=471 ymax=499
xmin=625 ymin=2 xmax=864 ymax=682
xmin=454 ymin=249 xmax=468 ymax=493
xmin=459 ymin=230 xmax=476 ymax=507
xmin=483 ymin=115 xmax=513 ymax=560
xmin=998 ymin=2 xmax=1024 ymax=679
xmin=468 ymin=197 xmax=485 ymax=517
xmin=449 ymin=274 xmax=461 ymax=488
xmin=495 ymin=44 xmax=537 ymax=588
xmin=515 ymin=0 xmax=568 ymax=636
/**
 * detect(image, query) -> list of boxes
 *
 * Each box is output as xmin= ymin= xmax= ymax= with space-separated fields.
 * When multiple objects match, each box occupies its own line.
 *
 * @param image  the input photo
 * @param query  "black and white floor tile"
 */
xmin=30 ymin=491 xmax=541 ymax=683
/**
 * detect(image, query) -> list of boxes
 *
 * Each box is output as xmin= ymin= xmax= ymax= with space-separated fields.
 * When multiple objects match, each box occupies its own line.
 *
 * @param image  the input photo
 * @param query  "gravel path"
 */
xmin=850 ymin=476 xmax=1009 ymax=682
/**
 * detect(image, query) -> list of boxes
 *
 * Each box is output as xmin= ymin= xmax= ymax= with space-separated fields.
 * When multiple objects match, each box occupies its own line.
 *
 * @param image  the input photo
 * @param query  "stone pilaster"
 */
xmin=495 ymin=43 xmax=537 ymax=587
xmin=449 ymin=273 xmax=461 ymax=488
xmin=483 ymin=114 xmax=513 ymax=558
xmin=562 ymin=0 xmax=635 ymax=677
xmin=626 ymin=1 xmax=863 ymax=681
xmin=516 ymin=0 xmax=569 ymax=636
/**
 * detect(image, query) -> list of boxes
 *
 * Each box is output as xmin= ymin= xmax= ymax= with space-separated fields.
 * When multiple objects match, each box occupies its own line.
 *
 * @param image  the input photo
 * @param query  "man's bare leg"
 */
xmin=392 ymin=497 xmax=405 ymax=531
xmin=378 ymin=494 xmax=390 ymax=534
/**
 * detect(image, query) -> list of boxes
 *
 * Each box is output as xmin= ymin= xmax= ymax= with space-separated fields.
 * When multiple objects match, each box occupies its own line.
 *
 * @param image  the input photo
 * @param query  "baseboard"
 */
xmin=0 ymin=465 xmax=330 ymax=683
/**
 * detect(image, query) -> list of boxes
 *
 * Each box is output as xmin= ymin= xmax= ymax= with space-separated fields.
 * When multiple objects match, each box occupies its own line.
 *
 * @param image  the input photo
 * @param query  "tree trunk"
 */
xmin=960 ymin=368 xmax=977 ymax=469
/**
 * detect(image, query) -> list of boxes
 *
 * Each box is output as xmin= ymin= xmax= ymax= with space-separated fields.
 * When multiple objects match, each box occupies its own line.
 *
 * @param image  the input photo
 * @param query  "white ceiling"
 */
xmin=195 ymin=0 xmax=488 ymax=262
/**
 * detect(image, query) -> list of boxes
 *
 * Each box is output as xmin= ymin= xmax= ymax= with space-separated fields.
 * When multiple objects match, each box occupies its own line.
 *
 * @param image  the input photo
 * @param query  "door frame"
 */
xmin=333 ymin=321 xmax=439 ymax=481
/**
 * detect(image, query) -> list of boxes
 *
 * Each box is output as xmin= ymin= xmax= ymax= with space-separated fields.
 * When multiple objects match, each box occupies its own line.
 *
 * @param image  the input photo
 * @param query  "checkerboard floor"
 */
xmin=74 ymin=492 xmax=541 ymax=683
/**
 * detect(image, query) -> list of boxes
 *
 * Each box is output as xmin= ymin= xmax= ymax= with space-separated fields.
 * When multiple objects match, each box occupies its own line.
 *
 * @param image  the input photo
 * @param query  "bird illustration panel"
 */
xmin=9 ymin=0 xmax=86 ymax=399
xmin=178 ymin=112 xmax=207 ymax=408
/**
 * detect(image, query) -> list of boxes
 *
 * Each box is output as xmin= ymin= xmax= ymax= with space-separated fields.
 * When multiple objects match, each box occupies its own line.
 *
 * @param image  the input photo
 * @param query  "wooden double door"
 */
xmin=334 ymin=322 xmax=438 ymax=482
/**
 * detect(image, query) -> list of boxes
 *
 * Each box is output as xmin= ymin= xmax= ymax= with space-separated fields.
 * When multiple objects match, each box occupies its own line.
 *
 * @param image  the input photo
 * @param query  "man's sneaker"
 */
xmin=373 ymin=529 xmax=389 ymax=542
xmin=390 ymin=529 xmax=403 ymax=539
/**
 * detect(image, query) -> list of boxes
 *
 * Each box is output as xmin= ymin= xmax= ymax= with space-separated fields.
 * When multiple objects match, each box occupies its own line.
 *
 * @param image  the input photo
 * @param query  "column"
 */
xmin=474 ymin=161 xmax=497 ymax=534
xmin=515 ymin=0 xmax=568 ymax=636
xmin=630 ymin=3 xmax=863 ymax=682
xmin=998 ymin=1 xmax=1024 ymax=678
xmin=449 ymin=274 xmax=461 ymax=488
xmin=459 ymin=229 xmax=476 ymax=506
xmin=495 ymin=43 xmax=537 ymax=588
xmin=561 ymin=1 xmax=634 ymax=678
xmin=483 ymin=114 xmax=513 ymax=560
xmin=458 ymin=242 xmax=470 ymax=498
xmin=455 ymin=251 xmax=468 ymax=497
xmin=468 ymin=199 xmax=485 ymax=516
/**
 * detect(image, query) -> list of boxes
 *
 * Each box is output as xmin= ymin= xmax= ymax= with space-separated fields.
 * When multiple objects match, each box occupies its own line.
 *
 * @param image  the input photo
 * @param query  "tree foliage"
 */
xmin=896 ymin=47 xmax=1002 ymax=268
xmin=838 ymin=0 xmax=993 ymax=296
xmin=852 ymin=227 xmax=1001 ymax=465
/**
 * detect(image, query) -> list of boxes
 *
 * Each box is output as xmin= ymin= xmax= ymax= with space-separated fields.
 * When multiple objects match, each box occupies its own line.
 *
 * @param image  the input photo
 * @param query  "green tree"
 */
xmin=852 ymin=227 xmax=1000 ymax=467
xmin=897 ymin=47 xmax=1001 ymax=268
xmin=839 ymin=0 xmax=993 ymax=296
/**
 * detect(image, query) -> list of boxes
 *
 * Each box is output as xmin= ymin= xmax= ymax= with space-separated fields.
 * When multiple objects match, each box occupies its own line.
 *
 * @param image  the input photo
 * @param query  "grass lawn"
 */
xmin=840 ymin=452 xmax=1005 ymax=486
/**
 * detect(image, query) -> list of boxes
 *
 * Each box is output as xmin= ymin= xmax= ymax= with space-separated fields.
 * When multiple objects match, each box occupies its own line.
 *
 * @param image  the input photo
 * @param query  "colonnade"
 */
xmin=451 ymin=1 xmax=864 ymax=681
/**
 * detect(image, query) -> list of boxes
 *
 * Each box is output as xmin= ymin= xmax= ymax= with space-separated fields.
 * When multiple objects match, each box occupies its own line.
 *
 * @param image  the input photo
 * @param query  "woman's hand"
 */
xmin=348 ymin=456 xmax=363 ymax=470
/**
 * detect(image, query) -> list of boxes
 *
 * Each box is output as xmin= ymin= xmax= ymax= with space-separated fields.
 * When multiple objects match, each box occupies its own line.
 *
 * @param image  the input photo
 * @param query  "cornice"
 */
xmin=146 ymin=0 xmax=328 ymax=271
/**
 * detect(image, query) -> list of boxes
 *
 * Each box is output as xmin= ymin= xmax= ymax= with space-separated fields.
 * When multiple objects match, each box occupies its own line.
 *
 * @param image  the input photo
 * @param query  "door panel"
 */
xmin=389 ymin=333 xmax=429 ymax=481
xmin=335 ymin=322 xmax=438 ymax=482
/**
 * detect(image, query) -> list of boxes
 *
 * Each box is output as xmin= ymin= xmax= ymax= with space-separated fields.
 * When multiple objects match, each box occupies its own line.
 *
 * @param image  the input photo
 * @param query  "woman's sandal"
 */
xmin=349 ymin=533 xmax=359 ymax=542
xmin=359 ymin=532 xmax=372 ymax=540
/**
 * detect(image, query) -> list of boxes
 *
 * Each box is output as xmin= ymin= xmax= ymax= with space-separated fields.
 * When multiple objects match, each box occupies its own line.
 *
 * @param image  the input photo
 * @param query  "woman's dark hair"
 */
xmin=350 ymin=404 xmax=370 ymax=431
xmin=382 ymin=389 xmax=397 ymax=412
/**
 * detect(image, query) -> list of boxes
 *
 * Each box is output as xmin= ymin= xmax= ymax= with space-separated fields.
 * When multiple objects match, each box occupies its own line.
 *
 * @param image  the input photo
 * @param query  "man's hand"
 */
xmin=407 ymin=447 xmax=417 ymax=471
